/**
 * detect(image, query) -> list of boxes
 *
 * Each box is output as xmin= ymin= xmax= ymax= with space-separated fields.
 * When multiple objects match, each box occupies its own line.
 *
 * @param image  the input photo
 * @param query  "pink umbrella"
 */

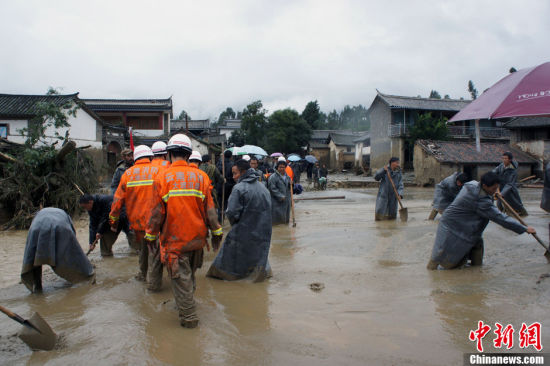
xmin=270 ymin=152 xmax=283 ymax=157
xmin=450 ymin=61 xmax=550 ymax=122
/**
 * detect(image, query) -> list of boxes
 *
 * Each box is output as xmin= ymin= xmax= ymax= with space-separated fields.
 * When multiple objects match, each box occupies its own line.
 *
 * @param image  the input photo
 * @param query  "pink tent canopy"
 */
xmin=449 ymin=61 xmax=550 ymax=122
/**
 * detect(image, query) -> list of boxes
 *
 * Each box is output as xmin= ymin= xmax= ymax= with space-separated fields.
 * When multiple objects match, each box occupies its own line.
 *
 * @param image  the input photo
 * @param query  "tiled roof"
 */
xmin=504 ymin=116 xmax=550 ymax=129
xmin=416 ymin=139 xmax=538 ymax=164
xmin=0 ymin=93 xmax=79 ymax=118
xmin=352 ymin=132 xmax=370 ymax=144
xmin=311 ymin=130 xmax=345 ymax=140
xmin=82 ymin=98 xmax=172 ymax=112
xmin=329 ymin=132 xmax=360 ymax=146
xmin=309 ymin=141 xmax=330 ymax=149
xmin=377 ymin=91 xmax=471 ymax=112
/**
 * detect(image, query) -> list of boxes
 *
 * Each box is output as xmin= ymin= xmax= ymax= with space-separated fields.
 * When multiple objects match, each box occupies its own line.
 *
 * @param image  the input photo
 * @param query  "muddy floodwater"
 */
xmin=1 ymin=187 xmax=549 ymax=365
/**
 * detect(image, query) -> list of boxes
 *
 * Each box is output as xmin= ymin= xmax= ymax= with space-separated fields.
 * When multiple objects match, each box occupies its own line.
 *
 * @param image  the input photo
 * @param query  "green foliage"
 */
xmin=18 ymin=88 xmax=77 ymax=147
xmin=228 ymin=128 xmax=246 ymax=146
xmin=444 ymin=94 xmax=450 ymax=99
xmin=240 ymin=100 xmax=267 ymax=146
xmin=265 ymin=109 xmax=311 ymax=153
xmin=178 ymin=110 xmax=191 ymax=120
xmin=509 ymin=67 xmax=517 ymax=73
xmin=301 ymin=100 xmax=322 ymax=129
xmin=468 ymin=80 xmax=478 ymax=100
xmin=407 ymin=112 xmax=449 ymax=143
xmin=429 ymin=90 xmax=442 ymax=99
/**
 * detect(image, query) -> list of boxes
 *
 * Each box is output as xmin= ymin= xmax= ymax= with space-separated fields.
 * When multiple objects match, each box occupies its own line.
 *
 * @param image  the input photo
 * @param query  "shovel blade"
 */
xmin=18 ymin=312 xmax=57 ymax=351
xmin=399 ymin=208 xmax=408 ymax=222
xmin=544 ymin=250 xmax=550 ymax=264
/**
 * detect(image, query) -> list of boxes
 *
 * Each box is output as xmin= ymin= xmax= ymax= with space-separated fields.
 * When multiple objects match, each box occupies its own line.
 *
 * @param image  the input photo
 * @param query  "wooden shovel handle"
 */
xmin=496 ymin=192 xmax=549 ymax=251
xmin=385 ymin=168 xmax=404 ymax=209
xmin=0 ymin=305 xmax=25 ymax=324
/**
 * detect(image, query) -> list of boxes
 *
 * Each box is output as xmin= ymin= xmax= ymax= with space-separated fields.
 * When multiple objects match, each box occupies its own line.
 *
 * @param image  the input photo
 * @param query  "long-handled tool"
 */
xmin=295 ymin=195 xmax=346 ymax=201
xmin=290 ymin=181 xmax=297 ymax=227
xmin=86 ymin=236 xmax=100 ymax=256
xmin=385 ymin=168 xmax=408 ymax=221
xmin=221 ymin=144 xmax=226 ymax=225
xmin=0 ymin=305 xmax=57 ymax=351
xmin=496 ymin=191 xmax=550 ymax=262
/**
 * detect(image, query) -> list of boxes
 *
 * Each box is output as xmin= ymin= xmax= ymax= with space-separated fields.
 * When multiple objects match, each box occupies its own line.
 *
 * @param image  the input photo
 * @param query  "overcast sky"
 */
xmin=1 ymin=0 xmax=549 ymax=120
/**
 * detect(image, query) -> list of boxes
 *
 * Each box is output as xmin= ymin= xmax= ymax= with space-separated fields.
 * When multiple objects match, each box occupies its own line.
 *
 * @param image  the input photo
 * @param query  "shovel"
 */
xmin=496 ymin=191 xmax=550 ymax=263
xmin=86 ymin=236 xmax=100 ymax=256
xmin=290 ymin=182 xmax=297 ymax=227
xmin=385 ymin=168 xmax=408 ymax=221
xmin=0 ymin=305 xmax=57 ymax=351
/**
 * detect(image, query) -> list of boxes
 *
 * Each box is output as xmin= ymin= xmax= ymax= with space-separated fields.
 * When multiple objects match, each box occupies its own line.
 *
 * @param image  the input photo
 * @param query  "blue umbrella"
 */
xmin=287 ymin=154 xmax=301 ymax=162
xmin=241 ymin=145 xmax=268 ymax=156
xmin=305 ymin=155 xmax=318 ymax=163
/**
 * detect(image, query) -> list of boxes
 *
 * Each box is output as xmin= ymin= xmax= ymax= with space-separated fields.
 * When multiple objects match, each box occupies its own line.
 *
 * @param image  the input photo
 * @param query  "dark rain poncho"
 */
xmin=207 ymin=169 xmax=272 ymax=281
xmin=374 ymin=166 xmax=403 ymax=220
xmin=430 ymin=181 xmax=527 ymax=269
xmin=541 ymin=163 xmax=550 ymax=213
xmin=268 ymin=170 xmax=291 ymax=225
xmin=21 ymin=208 xmax=94 ymax=292
xmin=432 ymin=172 xmax=462 ymax=212
xmin=492 ymin=160 xmax=527 ymax=214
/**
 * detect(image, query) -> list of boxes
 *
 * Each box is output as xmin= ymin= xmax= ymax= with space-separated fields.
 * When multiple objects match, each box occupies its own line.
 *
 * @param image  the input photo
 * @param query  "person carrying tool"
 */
xmin=207 ymin=159 xmax=272 ymax=281
xmin=216 ymin=149 xmax=235 ymax=219
xmin=21 ymin=207 xmax=95 ymax=293
xmin=110 ymin=145 xmax=164 ymax=291
xmin=199 ymin=154 xmax=223 ymax=209
xmin=374 ymin=157 xmax=403 ymax=221
xmin=145 ymin=134 xmax=223 ymax=328
xmin=268 ymin=158 xmax=291 ymax=225
xmin=429 ymin=172 xmax=469 ymax=219
xmin=427 ymin=171 xmax=536 ymax=270
xmin=492 ymin=152 xmax=528 ymax=216
xmin=79 ymin=194 xmax=137 ymax=257
xmin=151 ymin=140 xmax=171 ymax=169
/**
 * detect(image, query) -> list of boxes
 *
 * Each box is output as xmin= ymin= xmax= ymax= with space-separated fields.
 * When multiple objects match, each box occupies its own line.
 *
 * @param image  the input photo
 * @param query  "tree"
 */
xmin=178 ymin=110 xmax=191 ymax=120
xmin=228 ymin=129 xmax=246 ymax=146
xmin=429 ymin=90 xmax=442 ymax=99
xmin=407 ymin=112 xmax=449 ymax=143
xmin=340 ymin=104 xmax=370 ymax=131
xmin=326 ymin=109 xmax=341 ymax=130
xmin=509 ymin=67 xmax=517 ymax=73
xmin=302 ymin=100 xmax=322 ymax=129
xmin=265 ymin=109 xmax=312 ymax=153
xmin=444 ymin=94 xmax=450 ymax=99
xmin=217 ymin=107 xmax=236 ymax=125
xmin=19 ymin=87 xmax=77 ymax=148
xmin=240 ymin=100 xmax=267 ymax=146
xmin=468 ymin=80 xmax=478 ymax=100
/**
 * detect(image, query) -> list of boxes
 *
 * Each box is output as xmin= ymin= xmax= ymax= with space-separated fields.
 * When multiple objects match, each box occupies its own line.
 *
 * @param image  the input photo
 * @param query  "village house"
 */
xmin=0 ymin=93 xmax=104 ymax=148
xmin=170 ymin=119 xmax=211 ymax=136
xmin=217 ymin=118 xmax=242 ymax=140
xmin=307 ymin=130 xmax=348 ymax=168
xmin=414 ymin=139 xmax=538 ymax=186
xmin=327 ymin=131 xmax=360 ymax=170
xmin=353 ymin=132 xmax=370 ymax=170
xmin=504 ymin=116 xmax=550 ymax=173
xmin=368 ymin=91 xmax=471 ymax=170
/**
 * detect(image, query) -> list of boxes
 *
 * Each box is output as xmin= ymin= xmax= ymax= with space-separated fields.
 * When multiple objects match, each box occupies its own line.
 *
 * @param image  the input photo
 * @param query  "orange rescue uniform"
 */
xmin=145 ymin=161 xmax=218 ymax=268
xmin=285 ymin=165 xmax=294 ymax=182
xmin=110 ymin=159 xmax=165 ymax=230
xmin=151 ymin=158 xmax=171 ymax=169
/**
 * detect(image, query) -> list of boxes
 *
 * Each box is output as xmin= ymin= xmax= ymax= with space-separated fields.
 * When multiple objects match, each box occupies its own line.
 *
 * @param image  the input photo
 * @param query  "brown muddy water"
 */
xmin=1 ymin=188 xmax=549 ymax=365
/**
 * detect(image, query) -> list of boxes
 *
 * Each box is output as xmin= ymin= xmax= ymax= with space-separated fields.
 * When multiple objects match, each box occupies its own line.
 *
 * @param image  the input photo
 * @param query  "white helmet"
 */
xmin=167 ymin=133 xmax=192 ymax=153
xmin=133 ymin=145 xmax=153 ymax=161
xmin=242 ymin=154 xmax=251 ymax=161
xmin=277 ymin=156 xmax=286 ymax=162
xmin=151 ymin=141 xmax=167 ymax=155
xmin=189 ymin=151 xmax=202 ymax=162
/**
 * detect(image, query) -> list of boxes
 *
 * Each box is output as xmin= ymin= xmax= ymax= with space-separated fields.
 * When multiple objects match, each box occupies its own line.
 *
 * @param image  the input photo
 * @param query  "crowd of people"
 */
xmin=19 ymin=142 xmax=549 ymax=329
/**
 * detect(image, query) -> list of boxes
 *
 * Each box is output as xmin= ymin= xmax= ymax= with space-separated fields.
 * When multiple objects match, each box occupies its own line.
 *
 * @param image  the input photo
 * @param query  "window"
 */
xmin=0 ymin=124 xmax=8 ymax=138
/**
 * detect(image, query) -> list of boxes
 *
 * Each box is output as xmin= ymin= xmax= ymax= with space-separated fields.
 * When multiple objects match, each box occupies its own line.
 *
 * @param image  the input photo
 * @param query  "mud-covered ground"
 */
xmin=1 ymin=187 xmax=549 ymax=365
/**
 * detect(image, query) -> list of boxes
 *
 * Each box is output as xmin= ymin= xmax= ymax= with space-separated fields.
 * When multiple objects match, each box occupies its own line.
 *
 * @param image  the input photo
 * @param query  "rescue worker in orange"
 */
xmin=145 ymin=134 xmax=223 ymax=328
xmin=109 ymin=145 xmax=164 ymax=291
xmin=151 ymin=140 xmax=171 ymax=169
xmin=189 ymin=150 xmax=202 ymax=168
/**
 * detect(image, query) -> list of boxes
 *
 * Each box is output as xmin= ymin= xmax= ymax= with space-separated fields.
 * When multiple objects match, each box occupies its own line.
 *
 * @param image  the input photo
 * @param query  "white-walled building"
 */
xmin=0 ymin=93 xmax=103 ymax=148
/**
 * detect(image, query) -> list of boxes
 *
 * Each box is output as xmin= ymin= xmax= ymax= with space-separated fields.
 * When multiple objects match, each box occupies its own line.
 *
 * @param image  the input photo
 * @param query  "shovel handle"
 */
xmin=496 ymin=192 xmax=550 ymax=252
xmin=86 ymin=237 xmax=100 ymax=256
xmin=0 ymin=305 xmax=26 ymax=325
xmin=385 ymin=168 xmax=405 ymax=209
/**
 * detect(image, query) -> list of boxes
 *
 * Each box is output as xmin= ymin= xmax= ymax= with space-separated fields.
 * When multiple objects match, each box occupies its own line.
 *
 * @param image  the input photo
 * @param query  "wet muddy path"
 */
xmin=1 ymin=188 xmax=549 ymax=365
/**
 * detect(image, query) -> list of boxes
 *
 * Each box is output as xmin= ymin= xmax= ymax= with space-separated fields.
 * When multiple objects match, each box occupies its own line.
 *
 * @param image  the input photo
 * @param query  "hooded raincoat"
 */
xmin=541 ymin=163 xmax=550 ymax=213
xmin=21 ymin=208 xmax=95 ymax=292
xmin=429 ymin=181 xmax=527 ymax=269
xmin=268 ymin=170 xmax=291 ymax=225
xmin=374 ymin=166 xmax=403 ymax=220
xmin=492 ymin=160 xmax=527 ymax=215
xmin=432 ymin=172 xmax=462 ymax=212
xmin=207 ymin=169 xmax=272 ymax=281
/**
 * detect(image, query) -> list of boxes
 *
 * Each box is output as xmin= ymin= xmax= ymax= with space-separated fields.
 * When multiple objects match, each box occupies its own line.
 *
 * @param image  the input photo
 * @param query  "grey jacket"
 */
xmin=432 ymin=172 xmax=462 ymax=211
xmin=430 ymin=181 xmax=527 ymax=268
xmin=268 ymin=170 xmax=291 ymax=225
xmin=374 ymin=166 xmax=403 ymax=219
